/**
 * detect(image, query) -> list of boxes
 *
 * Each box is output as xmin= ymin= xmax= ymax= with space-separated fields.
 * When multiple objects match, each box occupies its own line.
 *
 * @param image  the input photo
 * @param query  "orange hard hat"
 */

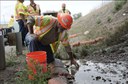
xmin=57 ymin=13 xmax=73 ymax=29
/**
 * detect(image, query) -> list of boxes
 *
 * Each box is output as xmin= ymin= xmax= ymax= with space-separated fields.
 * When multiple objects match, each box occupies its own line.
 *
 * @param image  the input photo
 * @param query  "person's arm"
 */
xmin=27 ymin=23 xmax=33 ymax=34
xmin=61 ymin=31 xmax=79 ymax=68
xmin=26 ymin=16 xmax=35 ymax=34
xmin=20 ymin=14 xmax=26 ymax=26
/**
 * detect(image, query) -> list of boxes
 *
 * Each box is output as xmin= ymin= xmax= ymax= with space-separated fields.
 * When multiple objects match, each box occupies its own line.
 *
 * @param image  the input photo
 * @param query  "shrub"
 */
xmin=96 ymin=19 xmax=101 ymax=24
xmin=114 ymin=0 xmax=127 ymax=12
xmin=107 ymin=16 xmax=112 ymax=23
xmin=15 ymin=60 xmax=50 ymax=84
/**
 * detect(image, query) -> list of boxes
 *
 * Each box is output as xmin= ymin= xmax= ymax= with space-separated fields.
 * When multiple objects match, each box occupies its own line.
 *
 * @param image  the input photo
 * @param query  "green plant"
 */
xmin=114 ymin=0 xmax=127 ymax=12
xmin=107 ymin=16 xmax=112 ymax=23
xmin=96 ymin=19 xmax=101 ymax=24
xmin=15 ymin=59 xmax=50 ymax=84
xmin=73 ymin=12 xmax=82 ymax=20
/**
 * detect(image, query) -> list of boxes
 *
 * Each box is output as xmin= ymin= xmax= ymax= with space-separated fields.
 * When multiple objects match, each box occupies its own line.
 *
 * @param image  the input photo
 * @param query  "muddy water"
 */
xmin=64 ymin=60 xmax=128 ymax=84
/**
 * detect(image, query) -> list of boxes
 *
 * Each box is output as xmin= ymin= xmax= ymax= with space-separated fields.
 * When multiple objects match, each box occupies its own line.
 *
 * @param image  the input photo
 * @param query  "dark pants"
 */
xmin=6 ymin=27 xmax=14 ymax=33
xmin=17 ymin=20 xmax=28 ymax=46
xmin=25 ymin=33 xmax=55 ymax=64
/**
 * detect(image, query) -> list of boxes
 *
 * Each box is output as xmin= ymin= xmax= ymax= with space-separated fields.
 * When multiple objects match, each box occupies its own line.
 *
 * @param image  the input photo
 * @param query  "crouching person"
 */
xmin=25 ymin=13 xmax=79 ymax=83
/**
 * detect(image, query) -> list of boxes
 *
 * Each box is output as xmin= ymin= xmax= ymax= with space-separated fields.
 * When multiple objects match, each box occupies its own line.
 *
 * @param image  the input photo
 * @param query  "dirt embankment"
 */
xmin=85 ymin=33 xmax=128 ymax=63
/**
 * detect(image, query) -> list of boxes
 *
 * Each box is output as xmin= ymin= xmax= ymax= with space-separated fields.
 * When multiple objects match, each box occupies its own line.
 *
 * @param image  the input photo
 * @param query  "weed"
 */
xmin=107 ymin=16 xmax=112 ymax=23
xmin=96 ymin=19 xmax=101 ymax=24
xmin=15 ymin=59 xmax=50 ymax=84
xmin=114 ymin=0 xmax=127 ymax=12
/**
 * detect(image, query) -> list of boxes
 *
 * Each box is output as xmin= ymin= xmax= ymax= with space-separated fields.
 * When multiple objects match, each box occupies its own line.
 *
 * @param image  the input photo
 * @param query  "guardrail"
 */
xmin=0 ymin=35 xmax=6 ymax=70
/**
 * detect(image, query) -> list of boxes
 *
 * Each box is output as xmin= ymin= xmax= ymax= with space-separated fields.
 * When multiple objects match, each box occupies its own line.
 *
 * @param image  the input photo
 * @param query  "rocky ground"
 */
xmin=85 ymin=34 xmax=128 ymax=63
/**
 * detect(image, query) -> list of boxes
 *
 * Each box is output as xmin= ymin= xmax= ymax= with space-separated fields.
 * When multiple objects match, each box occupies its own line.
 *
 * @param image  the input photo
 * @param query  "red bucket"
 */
xmin=26 ymin=51 xmax=47 ymax=79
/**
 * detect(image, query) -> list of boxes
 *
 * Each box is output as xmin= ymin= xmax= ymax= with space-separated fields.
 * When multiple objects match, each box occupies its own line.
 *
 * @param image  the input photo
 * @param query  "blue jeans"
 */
xmin=25 ymin=33 xmax=55 ymax=63
xmin=17 ymin=20 xmax=28 ymax=46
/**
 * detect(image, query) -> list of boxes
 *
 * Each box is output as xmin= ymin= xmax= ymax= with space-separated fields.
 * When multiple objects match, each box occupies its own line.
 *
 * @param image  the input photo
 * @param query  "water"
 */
xmin=63 ymin=60 xmax=128 ymax=84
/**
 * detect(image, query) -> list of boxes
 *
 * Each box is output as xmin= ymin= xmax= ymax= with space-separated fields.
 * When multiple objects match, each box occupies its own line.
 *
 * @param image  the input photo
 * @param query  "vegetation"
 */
xmin=5 ymin=49 xmax=50 ymax=84
xmin=14 ymin=61 xmax=50 ymax=84
xmin=107 ymin=16 xmax=112 ymax=23
xmin=96 ymin=19 xmax=101 ymax=24
xmin=114 ymin=0 xmax=127 ymax=12
xmin=73 ymin=12 xmax=82 ymax=20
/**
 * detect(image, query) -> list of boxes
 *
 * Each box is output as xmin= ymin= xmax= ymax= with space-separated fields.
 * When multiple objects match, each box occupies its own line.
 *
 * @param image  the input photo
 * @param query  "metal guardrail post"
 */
xmin=15 ymin=32 xmax=23 ymax=55
xmin=0 ymin=35 xmax=6 ymax=70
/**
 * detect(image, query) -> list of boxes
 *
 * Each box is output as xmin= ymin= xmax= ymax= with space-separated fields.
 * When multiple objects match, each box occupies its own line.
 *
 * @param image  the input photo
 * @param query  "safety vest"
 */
xmin=50 ymin=31 xmax=69 ymax=53
xmin=33 ymin=16 xmax=69 ymax=53
xmin=33 ymin=15 xmax=56 ymax=41
xmin=8 ymin=18 xmax=14 ymax=28
xmin=27 ymin=4 xmax=40 ymax=16
xmin=15 ymin=1 xmax=29 ymax=20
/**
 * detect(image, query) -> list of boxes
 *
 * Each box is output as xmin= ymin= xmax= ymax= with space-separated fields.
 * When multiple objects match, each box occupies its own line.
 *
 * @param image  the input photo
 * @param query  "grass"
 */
xmin=114 ymin=0 xmax=127 ymax=12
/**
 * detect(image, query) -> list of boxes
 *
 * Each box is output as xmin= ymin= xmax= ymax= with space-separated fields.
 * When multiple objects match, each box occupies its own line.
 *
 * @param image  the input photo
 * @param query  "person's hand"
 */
xmin=70 ymin=58 xmax=79 ymax=70
xmin=24 ymin=22 xmax=27 ymax=28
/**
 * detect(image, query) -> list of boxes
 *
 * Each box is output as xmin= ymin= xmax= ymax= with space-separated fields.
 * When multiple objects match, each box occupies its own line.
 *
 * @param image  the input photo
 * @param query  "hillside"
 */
xmin=57 ymin=1 xmax=128 ymax=60
xmin=70 ymin=1 xmax=128 ymax=43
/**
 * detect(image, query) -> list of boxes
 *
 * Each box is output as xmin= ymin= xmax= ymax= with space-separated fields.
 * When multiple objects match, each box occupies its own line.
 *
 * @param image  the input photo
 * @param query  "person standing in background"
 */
xmin=27 ymin=0 xmax=41 ymax=16
xmin=15 ymin=0 xmax=29 ymax=46
xmin=58 ymin=3 xmax=71 ymax=14
xmin=7 ymin=15 xmax=14 ymax=33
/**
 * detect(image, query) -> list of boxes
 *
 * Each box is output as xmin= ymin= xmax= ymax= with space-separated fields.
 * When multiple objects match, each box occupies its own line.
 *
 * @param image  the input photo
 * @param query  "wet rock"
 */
xmin=0 ymin=79 xmax=4 ymax=84
xmin=110 ymin=70 xmax=117 ymax=74
xmin=116 ymin=49 xmax=125 ymax=54
xmin=115 ymin=81 xmax=121 ymax=84
xmin=102 ymin=77 xmax=106 ymax=82
xmin=126 ymin=81 xmax=128 ymax=84
xmin=119 ymin=62 xmax=122 ymax=65
xmin=108 ymin=79 xmax=111 ymax=82
xmin=95 ymin=76 xmax=101 ymax=81
xmin=83 ymin=63 xmax=88 ymax=66
xmin=86 ymin=69 xmax=91 ymax=71
xmin=123 ymin=74 xmax=126 ymax=79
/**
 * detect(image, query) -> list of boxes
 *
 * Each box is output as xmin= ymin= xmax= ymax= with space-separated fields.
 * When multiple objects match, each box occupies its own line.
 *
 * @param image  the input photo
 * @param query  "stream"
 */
xmin=64 ymin=60 xmax=128 ymax=84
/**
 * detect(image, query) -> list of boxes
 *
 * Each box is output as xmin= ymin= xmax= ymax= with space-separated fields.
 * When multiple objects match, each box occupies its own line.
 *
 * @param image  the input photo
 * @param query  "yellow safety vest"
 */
xmin=50 ymin=31 xmax=69 ymax=53
xmin=34 ymin=15 xmax=56 ymax=40
xmin=8 ymin=18 xmax=14 ymax=28
xmin=27 ymin=4 xmax=40 ymax=16
xmin=33 ymin=16 xmax=69 ymax=53
xmin=15 ymin=1 xmax=29 ymax=20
